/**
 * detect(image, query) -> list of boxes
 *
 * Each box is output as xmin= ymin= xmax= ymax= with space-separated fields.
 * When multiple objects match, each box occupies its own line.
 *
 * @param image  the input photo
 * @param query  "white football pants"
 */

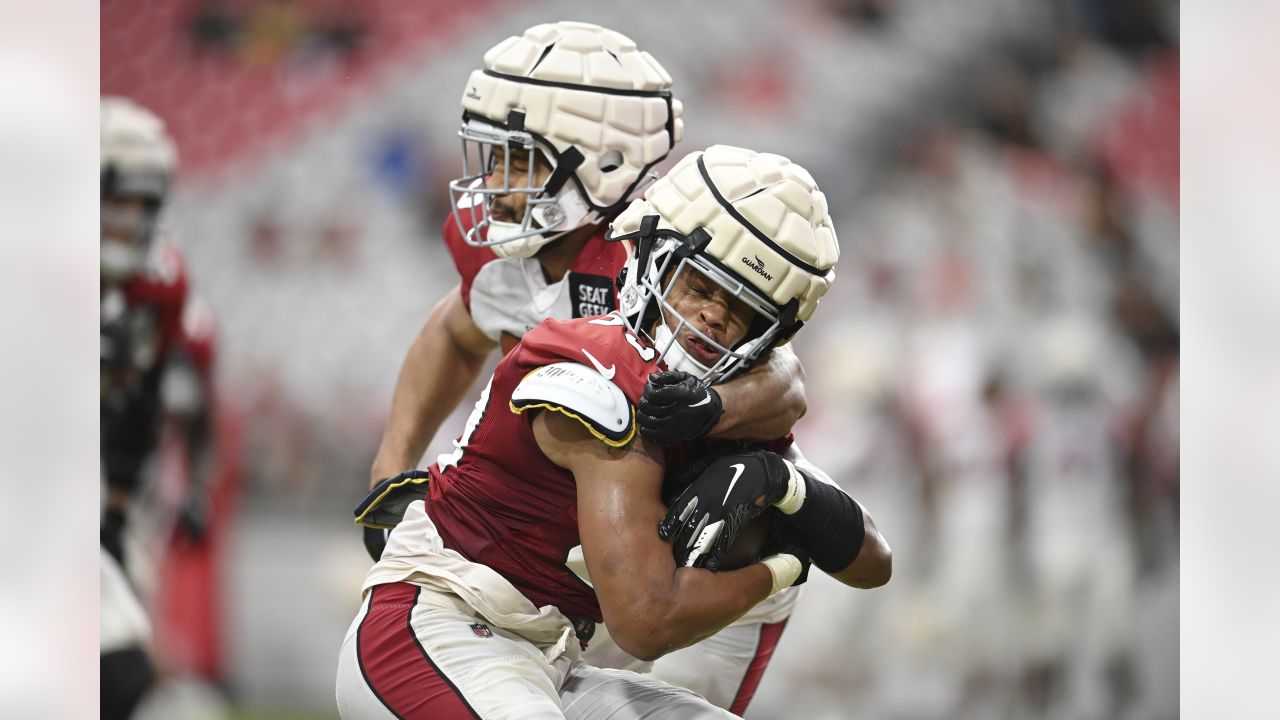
xmin=335 ymin=582 xmax=738 ymax=719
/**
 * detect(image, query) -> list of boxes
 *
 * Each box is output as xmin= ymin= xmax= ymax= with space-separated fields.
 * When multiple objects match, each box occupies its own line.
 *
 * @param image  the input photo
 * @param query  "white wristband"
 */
xmin=773 ymin=459 xmax=807 ymax=515
xmin=760 ymin=553 xmax=802 ymax=596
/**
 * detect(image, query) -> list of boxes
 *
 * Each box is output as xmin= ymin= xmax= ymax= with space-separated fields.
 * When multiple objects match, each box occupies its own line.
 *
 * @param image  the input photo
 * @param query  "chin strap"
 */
xmin=633 ymin=215 xmax=659 ymax=275
xmin=543 ymin=146 xmax=584 ymax=197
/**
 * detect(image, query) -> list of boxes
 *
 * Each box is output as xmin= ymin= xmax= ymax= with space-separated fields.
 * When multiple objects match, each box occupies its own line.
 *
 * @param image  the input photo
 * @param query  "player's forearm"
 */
xmin=826 ymin=510 xmax=892 ymax=588
xmin=555 ymin=415 xmax=776 ymax=661
xmin=608 ymin=564 xmax=773 ymax=661
xmin=783 ymin=450 xmax=892 ymax=589
xmin=370 ymin=294 xmax=493 ymax=484
xmin=710 ymin=345 xmax=806 ymax=441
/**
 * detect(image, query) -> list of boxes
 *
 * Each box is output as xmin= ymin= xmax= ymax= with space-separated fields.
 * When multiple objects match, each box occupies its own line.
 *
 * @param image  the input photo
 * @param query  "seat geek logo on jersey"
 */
xmin=569 ymin=273 xmax=616 ymax=318
xmin=742 ymin=255 xmax=773 ymax=282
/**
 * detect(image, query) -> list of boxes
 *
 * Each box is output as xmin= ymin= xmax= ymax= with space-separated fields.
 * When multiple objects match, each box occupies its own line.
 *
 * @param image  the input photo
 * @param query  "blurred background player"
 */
xmin=101 ymin=95 xmax=232 ymax=718
xmin=364 ymin=22 xmax=815 ymax=711
xmin=340 ymin=145 xmax=888 ymax=719
xmin=101 ymin=95 xmax=190 ymax=568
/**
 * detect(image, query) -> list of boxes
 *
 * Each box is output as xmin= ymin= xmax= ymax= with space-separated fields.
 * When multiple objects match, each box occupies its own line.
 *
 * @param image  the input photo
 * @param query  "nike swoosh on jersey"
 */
xmin=581 ymin=348 xmax=616 ymax=380
xmin=722 ymin=463 xmax=746 ymax=504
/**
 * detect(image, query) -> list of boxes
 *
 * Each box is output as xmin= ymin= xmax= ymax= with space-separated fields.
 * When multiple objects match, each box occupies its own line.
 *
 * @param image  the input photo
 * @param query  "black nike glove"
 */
xmin=355 ymin=470 xmax=431 ymax=562
xmin=638 ymin=370 xmax=724 ymax=446
xmin=658 ymin=450 xmax=797 ymax=569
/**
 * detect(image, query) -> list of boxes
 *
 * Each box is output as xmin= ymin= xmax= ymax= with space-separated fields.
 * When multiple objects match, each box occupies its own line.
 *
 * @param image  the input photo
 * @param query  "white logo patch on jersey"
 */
xmin=581 ymin=348 xmax=616 ymax=380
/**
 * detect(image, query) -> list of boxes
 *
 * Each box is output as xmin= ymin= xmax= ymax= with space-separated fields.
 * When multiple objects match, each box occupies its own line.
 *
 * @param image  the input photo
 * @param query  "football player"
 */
xmin=364 ymin=22 xmax=816 ymax=711
xmin=101 ymin=96 xmax=222 ymax=716
xmin=337 ymin=145 xmax=890 ymax=719
xmin=101 ymin=95 xmax=208 ymax=566
xmin=102 ymin=95 xmax=230 ymax=712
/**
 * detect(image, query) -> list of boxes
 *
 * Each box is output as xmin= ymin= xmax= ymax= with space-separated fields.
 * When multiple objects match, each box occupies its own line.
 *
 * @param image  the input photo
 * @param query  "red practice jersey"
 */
xmin=103 ymin=243 xmax=189 ymax=371
xmin=424 ymin=313 xmax=660 ymax=630
xmin=102 ymin=243 xmax=192 ymax=489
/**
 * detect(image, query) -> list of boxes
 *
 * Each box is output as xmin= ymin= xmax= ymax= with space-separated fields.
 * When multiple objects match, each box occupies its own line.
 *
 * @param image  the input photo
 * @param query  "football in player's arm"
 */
xmin=531 ymin=375 xmax=782 ymax=660
xmin=530 ymin=372 xmax=891 ymax=660
xmin=658 ymin=440 xmax=893 ymax=590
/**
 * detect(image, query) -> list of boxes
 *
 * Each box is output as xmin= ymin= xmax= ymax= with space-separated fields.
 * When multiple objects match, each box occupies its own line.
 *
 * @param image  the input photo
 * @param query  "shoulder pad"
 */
xmin=510 ymin=362 xmax=635 ymax=447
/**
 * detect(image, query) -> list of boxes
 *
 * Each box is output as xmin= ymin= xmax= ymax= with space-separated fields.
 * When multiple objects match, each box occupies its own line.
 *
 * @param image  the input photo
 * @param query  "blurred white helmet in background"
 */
xmin=101 ymin=96 xmax=177 ymax=281
xmin=448 ymin=20 xmax=684 ymax=259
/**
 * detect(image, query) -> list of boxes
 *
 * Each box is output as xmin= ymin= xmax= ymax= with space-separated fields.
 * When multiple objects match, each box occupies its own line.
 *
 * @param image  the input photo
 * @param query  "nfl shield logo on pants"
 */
xmin=470 ymin=623 xmax=493 ymax=638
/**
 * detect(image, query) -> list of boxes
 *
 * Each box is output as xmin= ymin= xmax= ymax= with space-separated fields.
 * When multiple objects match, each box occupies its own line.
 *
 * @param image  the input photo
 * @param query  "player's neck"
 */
xmin=536 ymin=224 xmax=599 ymax=283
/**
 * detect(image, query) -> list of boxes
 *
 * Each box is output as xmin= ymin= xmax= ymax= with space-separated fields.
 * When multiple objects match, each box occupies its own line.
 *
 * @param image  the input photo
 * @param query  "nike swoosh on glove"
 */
xmin=638 ymin=370 xmax=724 ymax=446
xmin=659 ymin=450 xmax=794 ymax=569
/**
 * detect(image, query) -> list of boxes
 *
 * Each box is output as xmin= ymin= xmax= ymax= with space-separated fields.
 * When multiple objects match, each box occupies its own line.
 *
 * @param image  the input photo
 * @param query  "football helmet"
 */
xmin=448 ymin=21 xmax=684 ymax=259
xmin=101 ymin=96 xmax=177 ymax=281
xmin=608 ymin=145 xmax=839 ymax=383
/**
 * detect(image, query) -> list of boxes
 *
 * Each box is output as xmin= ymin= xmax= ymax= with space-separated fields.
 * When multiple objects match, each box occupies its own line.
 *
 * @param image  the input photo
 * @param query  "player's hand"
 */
xmin=356 ymin=470 xmax=432 ymax=562
xmin=638 ymin=371 xmax=724 ymax=446
xmin=363 ymin=526 xmax=389 ymax=562
xmin=759 ymin=516 xmax=811 ymax=588
xmin=658 ymin=450 xmax=796 ymax=569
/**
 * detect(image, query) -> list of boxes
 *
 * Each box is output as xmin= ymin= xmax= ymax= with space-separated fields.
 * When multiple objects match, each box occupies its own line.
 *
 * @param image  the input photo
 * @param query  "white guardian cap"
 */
xmin=448 ymin=21 xmax=684 ymax=259
xmin=101 ymin=96 xmax=177 ymax=281
xmin=608 ymin=145 xmax=839 ymax=383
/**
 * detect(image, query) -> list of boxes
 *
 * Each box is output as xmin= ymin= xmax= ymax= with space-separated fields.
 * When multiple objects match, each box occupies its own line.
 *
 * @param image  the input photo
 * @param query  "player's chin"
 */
xmin=488 ymin=203 xmax=519 ymax=223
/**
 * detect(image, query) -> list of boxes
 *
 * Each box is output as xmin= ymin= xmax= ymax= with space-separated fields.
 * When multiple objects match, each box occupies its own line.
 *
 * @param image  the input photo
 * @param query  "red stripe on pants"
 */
xmin=729 ymin=619 xmax=789 ymax=716
xmin=357 ymin=583 xmax=481 ymax=720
